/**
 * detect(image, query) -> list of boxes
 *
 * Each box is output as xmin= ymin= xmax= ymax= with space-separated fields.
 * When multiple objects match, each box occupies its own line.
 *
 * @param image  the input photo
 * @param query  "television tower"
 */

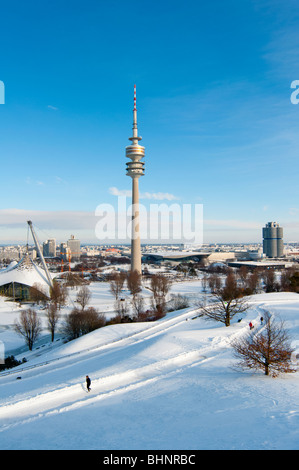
xmin=126 ymin=85 xmax=145 ymax=274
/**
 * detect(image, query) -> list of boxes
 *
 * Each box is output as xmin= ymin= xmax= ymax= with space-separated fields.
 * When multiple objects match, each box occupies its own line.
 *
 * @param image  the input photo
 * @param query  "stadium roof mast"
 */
xmin=27 ymin=220 xmax=53 ymax=288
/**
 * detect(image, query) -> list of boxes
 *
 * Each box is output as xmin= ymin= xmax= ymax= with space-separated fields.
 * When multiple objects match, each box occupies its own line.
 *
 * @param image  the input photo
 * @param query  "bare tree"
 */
xmin=238 ymin=266 xmax=249 ymax=288
xmin=200 ymin=294 xmax=248 ymax=327
xmin=245 ymin=270 xmax=260 ymax=295
xmin=127 ymin=270 xmax=142 ymax=298
xmin=280 ymin=268 xmax=299 ymax=293
xmin=109 ymin=272 xmax=126 ymax=300
xmin=232 ymin=310 xmax=296 ymax=377
xmin=199 ymin=271 xmax=248 ymax=327
xmin=289 ymin=271 xmax=299 ymax=293
xmin=262 ymin=268 xmax=278 ymax=293
xmin=46 ymin=303 xmax=60 ymax=342
xmin=29 ymin=283 xmax=48 ymax=305
xmin=14 ymin=308 xmax=42 ymax=351
xmin=61 ymin=308 xmax=82 ymax=340
xmin=64 ymin=272 xmax=84 ymax=289
xmin=61 ymin=307 xmax=106 ymax=340
xmin=150 ymin=274 xmax=172 ymax=314
xmin=201 ymin=273 xmax=208 ymax=293
xmin=131 ymin=295 xmax=145 ymax=317
xmin=221 ymin=270 xmax=240 ymax=300
xmin=50 ymin=282 xmax=68 ymax=310
xmin=208 ymin=273 xmax=221 ymax=293
xmin=169 ymin=294 xmax=189 ymax=311
xmin=76 ymin=286 xmax=91 ymax=311
xmin=114 ymin=298 xmax=130 ymax=320
xmin=80 ymin=307 xmax=106 ymax=334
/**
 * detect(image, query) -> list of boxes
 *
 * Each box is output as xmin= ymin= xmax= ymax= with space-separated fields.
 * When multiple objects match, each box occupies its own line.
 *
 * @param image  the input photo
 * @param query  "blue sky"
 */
xmin=1 ymin=0 xmax=299 ymax=244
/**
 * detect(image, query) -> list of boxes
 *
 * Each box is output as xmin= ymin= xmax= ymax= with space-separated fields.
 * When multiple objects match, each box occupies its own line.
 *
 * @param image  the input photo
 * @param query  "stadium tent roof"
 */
xmin=143 ymin=252 xmax=210 ymax=262
xmin=0 ymin=252 xmax=53 ymax=297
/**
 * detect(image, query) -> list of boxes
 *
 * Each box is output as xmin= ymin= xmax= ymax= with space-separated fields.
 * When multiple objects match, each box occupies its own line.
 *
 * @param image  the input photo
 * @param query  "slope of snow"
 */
xmin=0 ymin=282 xmax=298 ymax=450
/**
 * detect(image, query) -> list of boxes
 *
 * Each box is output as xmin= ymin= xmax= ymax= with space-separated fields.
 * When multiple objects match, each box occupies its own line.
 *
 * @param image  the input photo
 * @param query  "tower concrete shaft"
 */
xmin=126 ymin=85 xmax=145 ymax=274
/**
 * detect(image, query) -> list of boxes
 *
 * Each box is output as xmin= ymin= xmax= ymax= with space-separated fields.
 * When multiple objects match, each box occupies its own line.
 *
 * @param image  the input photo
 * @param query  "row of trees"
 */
xmin=13 ymin=271 xmax=174 ymax=350
xmin=12 ymin=268 xmax=298 ymax=378
xmin=13 ymin=284 xmax=98 ymax=349
xmin=13 ymin=281 xmax=69 ymax=351
xmin=202 ymin=265 xmax=299 ymax=296
xmin=109 ymin=271 xmax=173 ymax=321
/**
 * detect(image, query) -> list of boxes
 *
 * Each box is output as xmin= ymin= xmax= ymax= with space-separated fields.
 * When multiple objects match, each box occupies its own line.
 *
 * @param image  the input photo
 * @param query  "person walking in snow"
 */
xmin=249 ymin=322 xmax=254 ymax=330
xmin=86 ymin=375 xmax=91 ymax=392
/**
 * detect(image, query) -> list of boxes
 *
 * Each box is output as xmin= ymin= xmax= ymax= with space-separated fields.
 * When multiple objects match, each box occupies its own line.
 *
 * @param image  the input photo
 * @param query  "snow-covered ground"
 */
xmin=0 ymin=279 xmax=298 ymax=450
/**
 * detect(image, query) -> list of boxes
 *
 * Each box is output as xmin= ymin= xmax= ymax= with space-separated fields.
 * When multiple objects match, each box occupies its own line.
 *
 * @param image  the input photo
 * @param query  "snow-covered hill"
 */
xmin=0 ymin=281 xmax=298 ymax=450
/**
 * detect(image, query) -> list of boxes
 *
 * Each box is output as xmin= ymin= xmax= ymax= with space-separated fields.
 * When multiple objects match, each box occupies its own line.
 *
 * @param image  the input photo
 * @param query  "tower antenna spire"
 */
xmin=134 ymin=84 xmax=137 ymax=111
xmin=132 ymin=84 xmax=140 ymax=142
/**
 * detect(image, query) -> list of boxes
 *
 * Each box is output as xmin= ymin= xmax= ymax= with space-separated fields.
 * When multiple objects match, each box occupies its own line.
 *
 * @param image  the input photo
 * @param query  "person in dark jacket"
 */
xmin=86 ymin=375 xmax=91 ymax=392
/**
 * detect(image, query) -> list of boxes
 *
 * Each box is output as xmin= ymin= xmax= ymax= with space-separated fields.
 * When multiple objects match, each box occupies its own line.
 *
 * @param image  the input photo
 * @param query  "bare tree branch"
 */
xmin=199 ymin=294 xmax=248 ymax=326
xmin=231 ymin=310 xmax=296 ymax=377
xmin=14 ymin=309 xmax=42 ymax=351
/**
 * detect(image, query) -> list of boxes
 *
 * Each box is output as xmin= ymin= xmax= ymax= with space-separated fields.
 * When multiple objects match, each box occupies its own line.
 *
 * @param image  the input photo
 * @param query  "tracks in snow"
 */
xmin=0 ymin=308 xmax=204 ymax=429
xmin=0 ymin=307 xmax=200 ymax=377
xmin=0 ymin=349 xmax=206 ymax=431
xmin=0 ymin=303 xmax=265 ymax=431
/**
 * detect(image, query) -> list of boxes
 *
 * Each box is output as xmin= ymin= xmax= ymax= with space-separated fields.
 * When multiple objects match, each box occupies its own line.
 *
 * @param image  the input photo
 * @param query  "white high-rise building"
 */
xmin=67 ymin=235 xmax=81 ymax=261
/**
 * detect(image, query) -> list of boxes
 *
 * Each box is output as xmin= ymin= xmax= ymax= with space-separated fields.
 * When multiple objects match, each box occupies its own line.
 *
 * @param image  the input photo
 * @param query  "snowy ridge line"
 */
xmin=247 ymin=297 xmax=299 ymax=305
xmin=0 ymin=299 xmax=265 ymax=378
xmin=0 ymin=349 xmax=206 ymax=431
xmin=0 ymin=307 xmax=201 ymax=377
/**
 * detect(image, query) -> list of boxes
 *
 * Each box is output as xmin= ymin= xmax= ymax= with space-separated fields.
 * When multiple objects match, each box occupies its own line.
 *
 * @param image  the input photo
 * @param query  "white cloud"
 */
xmin=204 ymin=219 xmax=261 ymax=230
xmin=141 ymin=192 xmax=180 ymax=201
xmin=109 ymin=187 xmax=131 ymax=197
xmin=1 ymin=209 xmax=298 ymax=244
xmin=109 ymin=187 xmax=179 ymax=201
xmin=0 ymin=209 xmax=96 ymax=231
xmin=289 ymin=208 xmax=299 ymax=216
xmin=25 ymin=177 xmax=45 ymax=186
xmin=55 ymin=176 xmax=68 ymax=185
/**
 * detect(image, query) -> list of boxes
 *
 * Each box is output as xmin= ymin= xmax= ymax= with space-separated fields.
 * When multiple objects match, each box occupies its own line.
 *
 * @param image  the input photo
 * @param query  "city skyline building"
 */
xmin=126 ymin=85 xmax=145 ymax=274
xmin=43 ymin=238 xmax=56 ymax=257
xmin=60 ymin=242 xmax=71 ymax=261
xmin=67 ymin=235 xmax=81 ymax=261
xmin=262 ymin=222 xmax=284 ymax=258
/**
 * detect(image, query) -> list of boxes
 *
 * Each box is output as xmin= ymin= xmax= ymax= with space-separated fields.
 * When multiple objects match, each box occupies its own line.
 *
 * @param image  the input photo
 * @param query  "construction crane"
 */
xmin=27 ymin=220 xmax=53 ymax=289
